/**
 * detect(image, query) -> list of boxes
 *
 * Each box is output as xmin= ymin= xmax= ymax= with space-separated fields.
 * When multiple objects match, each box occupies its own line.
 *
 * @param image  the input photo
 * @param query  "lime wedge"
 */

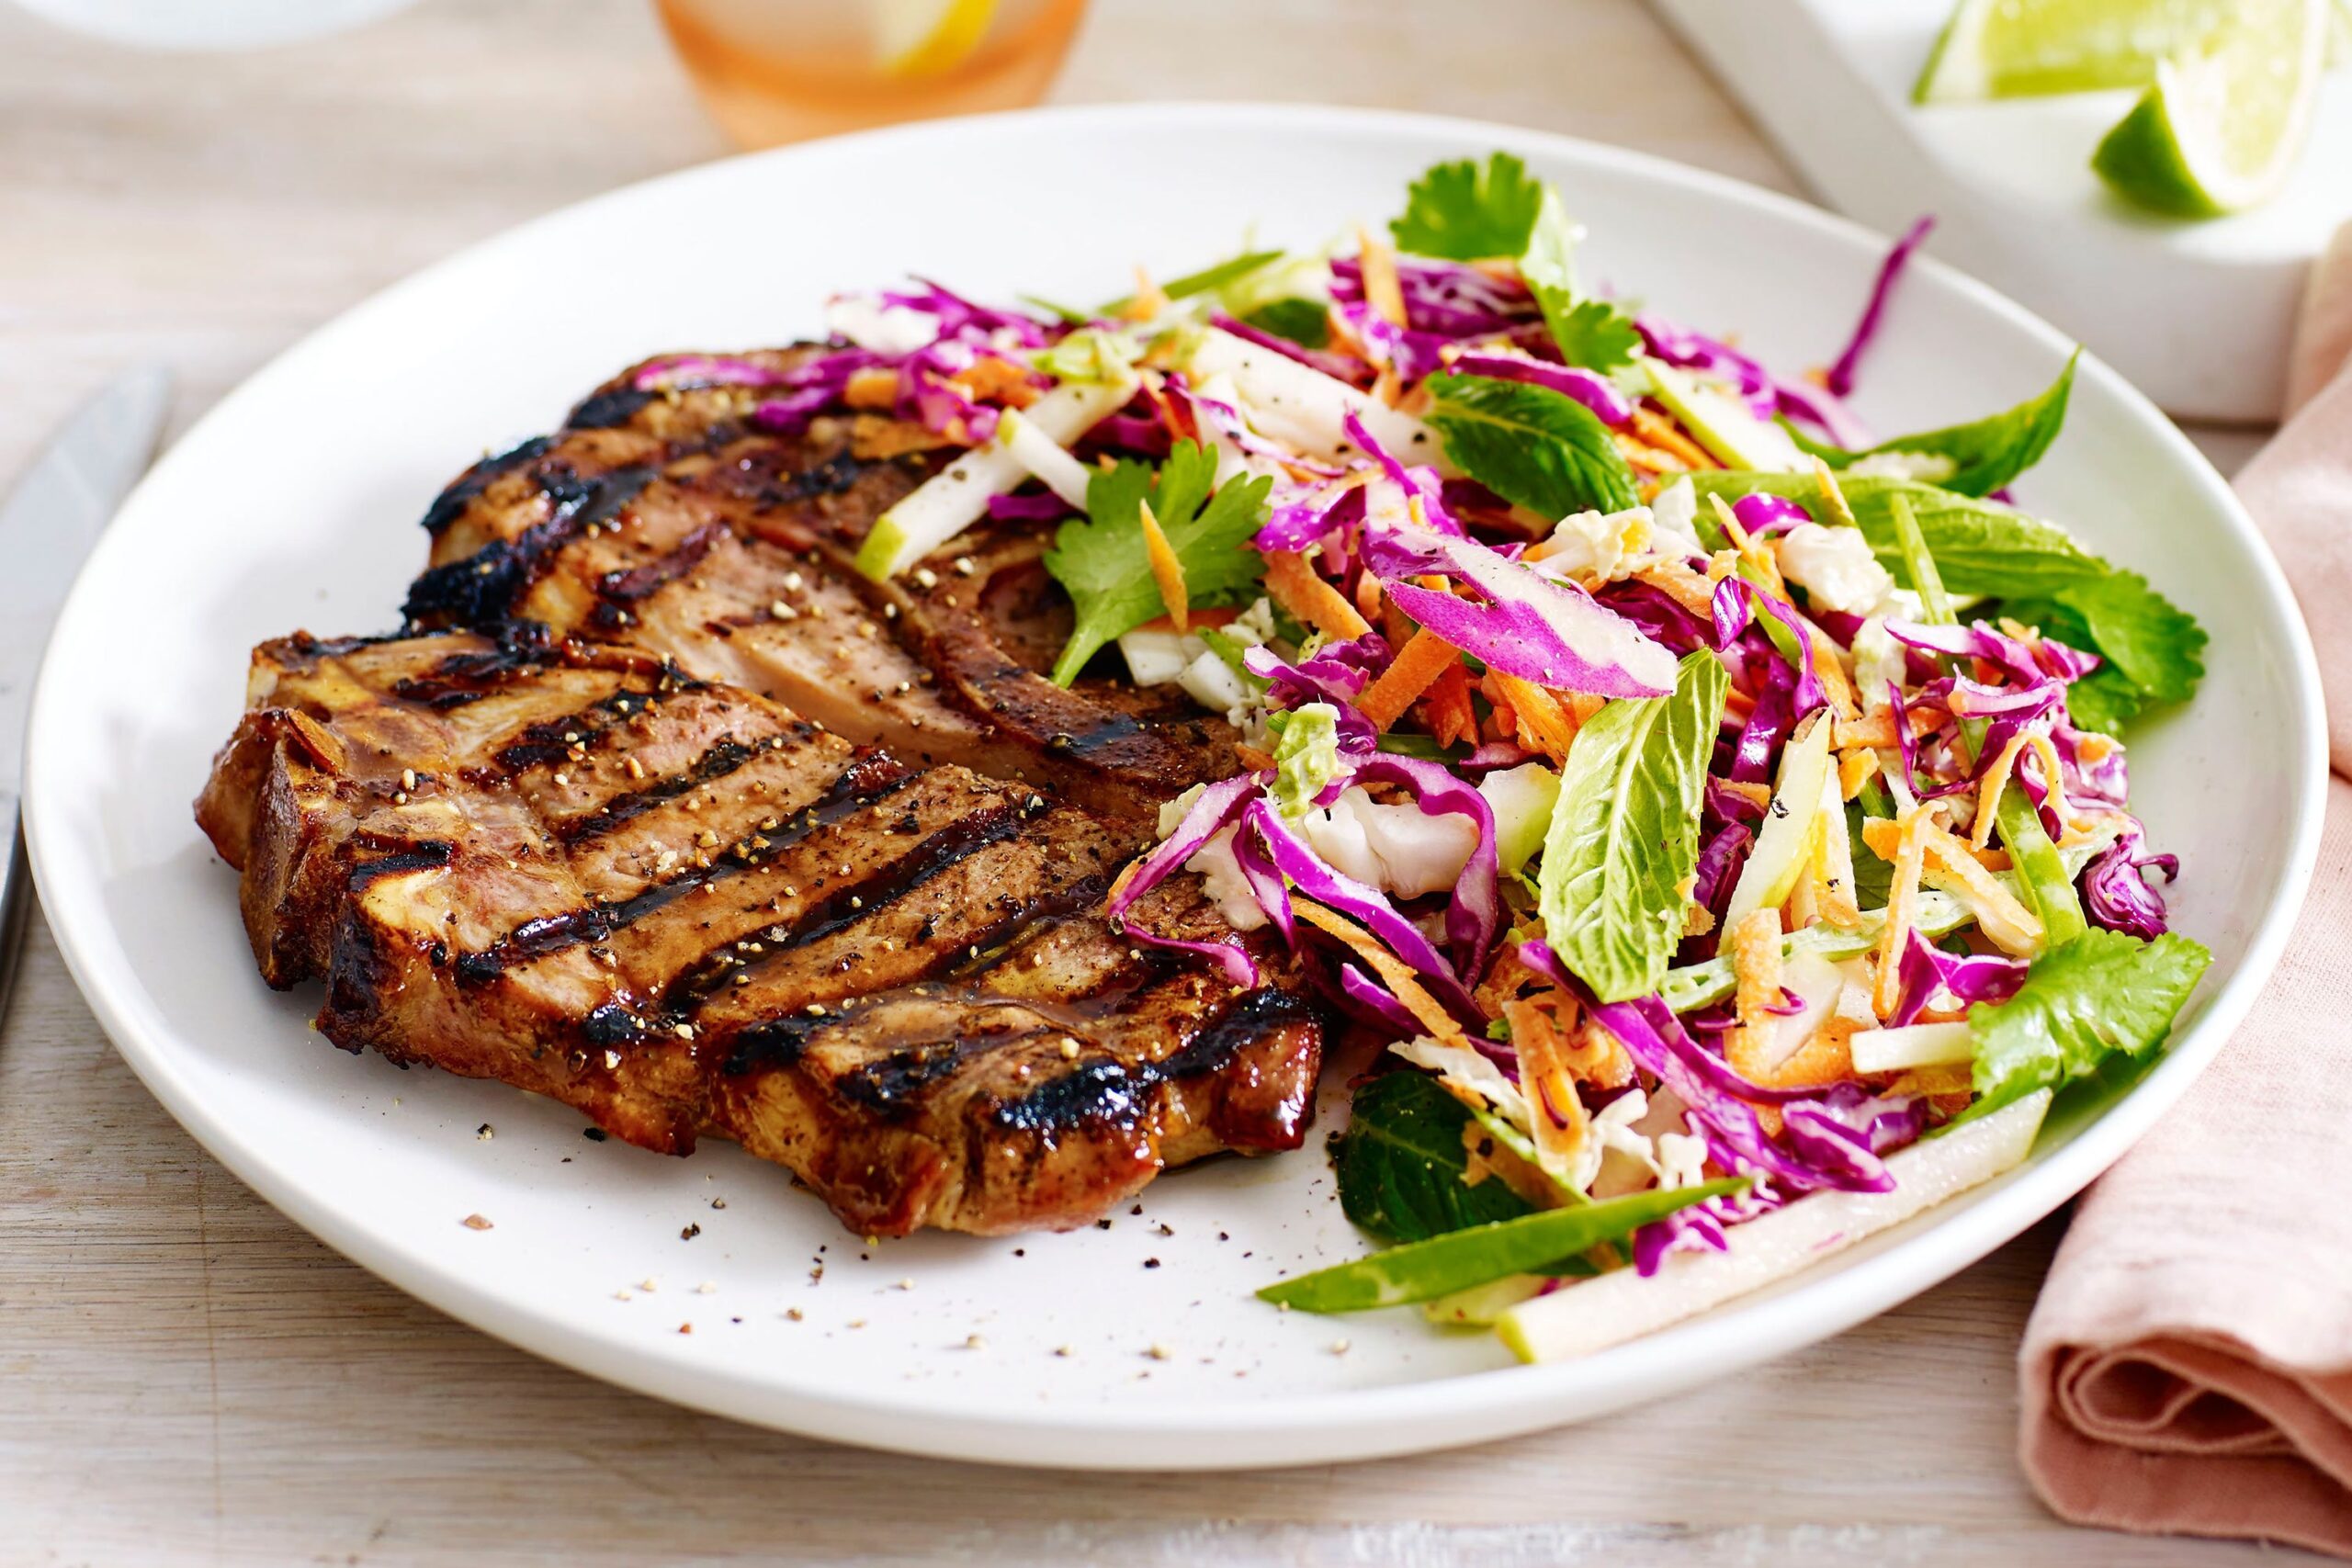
xmin=872 ymin=0 xmax=998 ymax=77
xmin=2090 ymin=0 xmax=2326 ymax=217
xmin=1917 ymin=0 xmax=2243 ymax=101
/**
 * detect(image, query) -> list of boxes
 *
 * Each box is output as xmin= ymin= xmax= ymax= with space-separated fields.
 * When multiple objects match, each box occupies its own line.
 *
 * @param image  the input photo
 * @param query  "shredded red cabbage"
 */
xmin=1826 ymin=216 xmax=1934 ymax=398
xmin=1442 ymin=351 xmax=1635 ymax=426
xmin=2080 ymin=818 xmax=2178 ymax=940
xmin=1890 ymin=929 xmax=2027 ymax=1026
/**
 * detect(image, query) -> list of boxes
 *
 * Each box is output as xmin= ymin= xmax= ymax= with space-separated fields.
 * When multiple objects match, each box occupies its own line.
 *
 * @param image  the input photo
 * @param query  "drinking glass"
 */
xmin=654 ymin=0 xmax=1090 ymax=148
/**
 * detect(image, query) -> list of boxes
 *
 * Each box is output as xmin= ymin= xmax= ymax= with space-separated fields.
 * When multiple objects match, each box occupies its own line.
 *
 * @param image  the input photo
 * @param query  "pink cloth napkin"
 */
xmin=2019 ymin=232 xmax=2352 ymax=1557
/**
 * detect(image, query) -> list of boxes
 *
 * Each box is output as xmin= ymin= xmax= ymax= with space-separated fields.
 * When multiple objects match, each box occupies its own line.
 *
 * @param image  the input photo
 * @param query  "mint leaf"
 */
xmin=1687 ymin=471 xmax=2206 ymax=727
xmin=1965 ymin=929 xmax=2211 ymax=1120
xmin=1539 ymin=651 xmax=1728 ymax=1003
xmin=1261 ymin=1175 xmax=1746 ymax=1312
xmin=1809 ymin=353 xmax=2079 ymax=498
xmin=1391 ymin=152 xmax=1548 ymax=260
xmin=1546 ymin=297 xmax=1643 ymax=373
xmin=1333 ymin=1072 xmax=1536 ymax=1243
xmin=1427 ymin=371 xmax=1640 ymax=518
xmin=2035 ymin=570 xmax=2207 ymax=705
xmin=1241 ymin=297 xmax=1329 ymax=349
xmin=1043 ymin=441 xmax=1272 ymax=686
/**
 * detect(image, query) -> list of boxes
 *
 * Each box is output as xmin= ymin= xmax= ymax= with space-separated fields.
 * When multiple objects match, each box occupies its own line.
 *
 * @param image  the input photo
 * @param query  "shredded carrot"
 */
xmin=2020 ymin=731 xmax=2099 ymax=837
xmin=1760 ymin=1017 xmax=1859 ymax=1093
xmin=1356 ymin=227 xmax=1408 ymax=329
xmin=1633 ymin=407 xmax=1716 ymax=469
xmin=1293 ymin=900 xmax=1467 ymax=1049
xmin=1234 ymin=742 xmax=1276 ymax=772
xmin=948 ymin=355 xmax=1041 ymax=408
xmin=1421 ymin=662 xmax=1479 ymax=750
xmin=1633 ymin=559 xmax=1717 ymax=619
xmin=1973 ymin=727 xmax=2030 ymax=849
xmin=1503 ymin=997 xmax=1591 ymax=1178
xmin=1263 ymin=550 xmax=1372 ymax=640
xmin=1353 ymin=568 xmax=1386 ymax=626
xmin=1863 ymin=814 xmax=2045 ymax=958
xmin=1359 ymin=626 xmax=1464 ymax=731
xmin=1613 ymin=431 xmax=1690 ymax=476
xmin=1135 ymin=499 xmax=1189 ymax=632
xmin=1833 ymin=705 xmax=1942 ymax=750
xmin=1870 ymin=808 xmax=1929 ymax=1019
xmin=843 ymin=367 xmax=899 ymax=410
xmin=1724 ymin=909 xmax=1785 ymax=1086
xmin=1486 ymin=671 xmax=1581 ymax=762
xmin=1838 ymin=746 xmax=1880 ymax=802
xmin=1814 ymin=782 xmax=1864 ymax=928
xmin=1716 ymin=779 xmax=1772 ymax=812
xmin=1123 ymin=265 xmax=1169 ymax=323
xmin=1809 ymin=457 xmax=1860 ymax=531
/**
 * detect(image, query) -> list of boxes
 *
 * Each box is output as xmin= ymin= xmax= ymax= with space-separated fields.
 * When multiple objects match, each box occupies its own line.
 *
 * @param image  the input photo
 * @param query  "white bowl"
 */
xmin=24 ymin=103 xmax=2325 ymax=1470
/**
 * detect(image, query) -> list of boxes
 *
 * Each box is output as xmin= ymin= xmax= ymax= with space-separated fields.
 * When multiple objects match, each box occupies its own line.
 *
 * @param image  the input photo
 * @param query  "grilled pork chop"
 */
xmin=196 ymin=626 xmax=1320 ymax=1235
xmin=407 ymin=349 xmax=1237 ymax=818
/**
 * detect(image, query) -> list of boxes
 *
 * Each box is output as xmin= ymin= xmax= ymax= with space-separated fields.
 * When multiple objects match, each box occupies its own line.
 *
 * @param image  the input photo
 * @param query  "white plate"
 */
xmin=25 ymin=104 xmax=2326 ymax=1471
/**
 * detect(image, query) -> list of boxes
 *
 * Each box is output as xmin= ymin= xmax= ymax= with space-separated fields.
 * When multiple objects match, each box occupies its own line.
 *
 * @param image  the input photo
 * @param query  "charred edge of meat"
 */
xmin=989 ymin=987 xmax=1322 ymax=1135
xmin=403 ymin=464 xmax=659 ymax=628
xmin=420 ymin=435 xmax=556 ymax=536
xmin=564 ymin=386 xmax=657 ymax=431
xmin=386 ymin=621 xmax=563 ymax=708
xmin=449 ymin=754 xmax=915 ymax=987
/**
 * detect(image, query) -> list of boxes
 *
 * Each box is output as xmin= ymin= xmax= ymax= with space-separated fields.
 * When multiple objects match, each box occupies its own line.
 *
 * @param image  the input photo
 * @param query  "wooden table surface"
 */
xmin=0 ymin=2 xmax=2279 ymax=1562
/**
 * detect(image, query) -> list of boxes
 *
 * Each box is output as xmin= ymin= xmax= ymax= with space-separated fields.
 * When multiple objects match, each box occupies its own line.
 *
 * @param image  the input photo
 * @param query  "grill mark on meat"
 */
xmin=587 ymin=520 xmax=730 ymax=631
xmin=404 ymin=463 xmax=660 ymax=628
xmin=759 ymin=450 xmax=869 ymax=508
xmin=988 ymin=988 xmax=1322 ymax=1135
xmin=565 ymin=386 xmax=657 ymax=430
xmin=389 ymin=622 xmax=570 ymax=708
xmin=660 ymin=801 xmax=1031 ymax=1014
xmin=421 ymin=436 xmax=556 ymax=536
xmin=483 ymin=684 xmax=671 ymax=772
xmin=833 ymin=1035 xmax=991 ymax=1115
xmin=551 ymin=728 xmax=806 ymax=845
xmin=1159 ymin=987 xmax=1321 ymax=1079
xmin=347 ymin=840 xmax=454 ymax=887
xmin=450 ymin=754 xmax=912 ymax=985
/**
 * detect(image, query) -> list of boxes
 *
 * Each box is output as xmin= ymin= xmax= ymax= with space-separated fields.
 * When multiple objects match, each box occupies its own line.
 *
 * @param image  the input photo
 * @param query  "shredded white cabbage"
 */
xmin=821 ymin=294 xmax=941 ymax=355
xmin=1388 ymin=1036 xmax=1532 ymax=1126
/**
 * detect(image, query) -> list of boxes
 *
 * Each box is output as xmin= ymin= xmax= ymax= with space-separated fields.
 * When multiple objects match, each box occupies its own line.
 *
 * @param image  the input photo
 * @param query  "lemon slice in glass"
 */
xmin=872 ymin=0 xmax=1000 ymax=78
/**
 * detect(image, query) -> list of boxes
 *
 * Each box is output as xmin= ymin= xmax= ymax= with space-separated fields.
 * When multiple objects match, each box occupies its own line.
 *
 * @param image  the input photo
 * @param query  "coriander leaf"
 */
xmin=1390 ymin=152 xmax=1547 ymax=261
xmin=1964 ymin=929 xmax=2211 ymax=1121
xmin=1096 ymin=248 xmax=1285 ymax=315
xmin=1427 ymin=371 xmax=1640 ymax=517
xmin=1043 ymin=441 xmax=1272 ymax=686
xmin=1807 ymin=352 xmax=2079 ymax=498
xmin=1545 ymin=297 xmax=1643 ymax=373
xmin=1333 ymin=1072 xmax=1534 ymax=1243
xmin=1240 ymin=297 xmax=1329 ymax=349
xmin=1261 ymin=1176 xmax=1746 ymax=1312
xmin=1540 ymin=650 xmax=1727 ymax=1003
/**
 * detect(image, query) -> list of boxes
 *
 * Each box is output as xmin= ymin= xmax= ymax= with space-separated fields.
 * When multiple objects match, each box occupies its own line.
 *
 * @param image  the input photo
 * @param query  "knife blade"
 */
xmin=0 ymin=366 xmax=174 ymax=1015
